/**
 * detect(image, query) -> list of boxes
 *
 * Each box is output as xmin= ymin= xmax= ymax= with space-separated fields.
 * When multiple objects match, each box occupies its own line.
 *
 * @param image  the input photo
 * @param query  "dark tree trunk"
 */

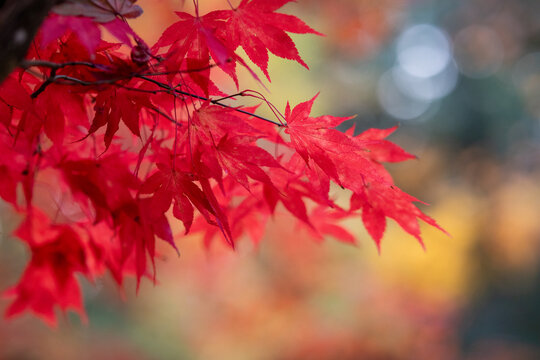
xmin=0 ymin=0 xmax=61 ymax=82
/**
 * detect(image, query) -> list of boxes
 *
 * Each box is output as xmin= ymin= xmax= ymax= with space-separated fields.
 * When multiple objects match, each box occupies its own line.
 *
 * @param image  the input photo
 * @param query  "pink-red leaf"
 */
xmin=216 ymin=0 xmax=323 ymax=80
xmin=53 ymin=0 xmax=143 ymax=23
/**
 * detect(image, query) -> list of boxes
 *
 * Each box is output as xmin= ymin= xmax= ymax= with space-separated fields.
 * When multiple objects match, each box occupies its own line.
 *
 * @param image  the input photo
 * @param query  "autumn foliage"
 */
xmin=0 ymin=0 xmax=444 ymax=326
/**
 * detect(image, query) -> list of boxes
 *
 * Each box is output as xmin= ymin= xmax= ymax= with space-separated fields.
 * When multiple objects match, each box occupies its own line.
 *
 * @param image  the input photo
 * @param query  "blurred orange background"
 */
xmin=1 ymin=0 xmax=540 ymax=359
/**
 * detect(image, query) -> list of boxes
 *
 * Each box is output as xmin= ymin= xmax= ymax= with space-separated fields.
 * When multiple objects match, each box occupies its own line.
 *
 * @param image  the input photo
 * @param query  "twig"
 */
xmin=136 ymin=75 xmax=284 ymax=127
xmin=140 ymin=62 xmax=219 ymax=76
xmin=148 ymin=106 xmax=181 ymax=125
xmin=28 ymin=70 xmax=284 ymax=127
xmin=21 ymin=59 xmax=108 ymax=71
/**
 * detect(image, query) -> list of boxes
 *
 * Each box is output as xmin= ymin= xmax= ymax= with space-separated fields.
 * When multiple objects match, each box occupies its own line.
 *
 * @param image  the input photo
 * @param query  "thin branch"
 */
xmin=213 ymin=92 xmax=245 ymax=102
xmin=54 ymin=74 xmax=128 ymax=85
xmin=136 ymin=75 xmax=284 ymax=127
xmin=21 ymin=59 xmax=109 ymax=71
xmin=28 ymin=70 xmax=285 ymax=127
xmin=148 ymin=106 xmax=181 ymax=125
xmin=31 ymin=78 xmax=52 ymax=98
xmin=140 ymin=62 xmax=219 ymax=76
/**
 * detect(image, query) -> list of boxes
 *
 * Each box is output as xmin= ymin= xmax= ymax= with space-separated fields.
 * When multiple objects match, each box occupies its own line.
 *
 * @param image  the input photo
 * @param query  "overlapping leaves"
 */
xmin=0 ymin=0 xmax=444 ymax=326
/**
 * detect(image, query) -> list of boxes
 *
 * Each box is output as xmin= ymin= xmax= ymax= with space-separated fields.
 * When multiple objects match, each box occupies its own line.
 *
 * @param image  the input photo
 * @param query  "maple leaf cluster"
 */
xmin=0 ymin=0 xmax=444 ymax=326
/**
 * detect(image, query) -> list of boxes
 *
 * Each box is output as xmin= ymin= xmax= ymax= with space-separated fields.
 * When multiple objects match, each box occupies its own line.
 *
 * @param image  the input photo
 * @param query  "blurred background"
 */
xmin=1 ymin=0 xmax=540 ymax=359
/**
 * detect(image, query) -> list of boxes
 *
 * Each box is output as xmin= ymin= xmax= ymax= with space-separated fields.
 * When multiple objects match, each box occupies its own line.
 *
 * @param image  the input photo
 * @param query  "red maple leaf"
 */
xmin=349 ymin=125 xmax=416 ymax=163
xmin=284 ymin=94 xmax=355 ymax=186
xmin=216 ymin=0 xmax=323 ymax=80
xmin=215 ymin=135 xmax=281 ymax=191
xmin=153 ymin=9 xmax=242 ymax=92
xmin=301 ymin=206 xmax=356 ymax=245
xmin=284 ymin=96 xmax=444 ymax=249
xmin=40 ymin=15 xmax=102 ymax=56
xmin=111 ymin=197 xmax=177 ymax=289
xmin=0 ymin=0 xmax=447 ymax=327
xmin=59 ymin=152 xmax=140 ymax=222
xmin=350 ymin=182 xmax=446 ymax=251
xmin=4 ymin=212 xmax=92 ymax=326
xmin=140 ymin=154 xmax=233 ymax=246
xmin=87 ymin=87 xmax=152 ymax=148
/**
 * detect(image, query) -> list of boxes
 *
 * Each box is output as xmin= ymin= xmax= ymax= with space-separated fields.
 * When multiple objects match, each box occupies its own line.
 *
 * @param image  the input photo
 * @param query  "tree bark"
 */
xmin=0 ymin=0 xmax=61 ymax=83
